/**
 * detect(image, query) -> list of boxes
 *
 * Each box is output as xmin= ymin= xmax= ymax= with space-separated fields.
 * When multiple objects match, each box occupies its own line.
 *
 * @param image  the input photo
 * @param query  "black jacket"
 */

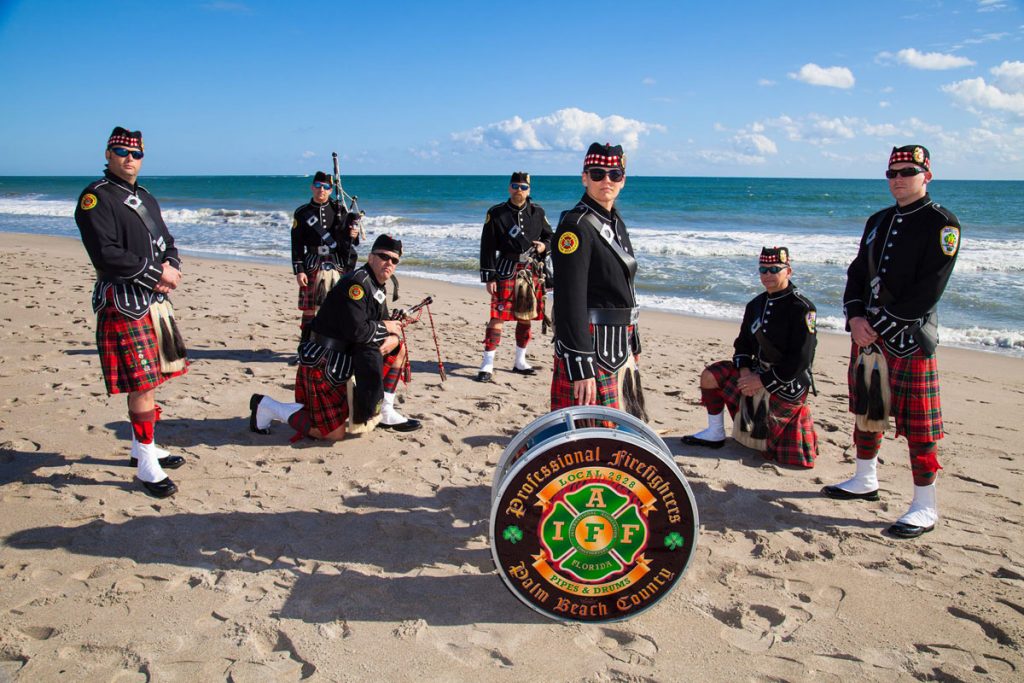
xmin=291 ymin=199 xmax=359 ymax=274
xmin=479 ymin=198 xmax=552 ymax=282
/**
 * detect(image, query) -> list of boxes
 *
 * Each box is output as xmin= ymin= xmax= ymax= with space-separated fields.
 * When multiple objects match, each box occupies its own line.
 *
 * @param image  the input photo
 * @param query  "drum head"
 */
xmin=491 ymin=428 xmax=698 ymax=622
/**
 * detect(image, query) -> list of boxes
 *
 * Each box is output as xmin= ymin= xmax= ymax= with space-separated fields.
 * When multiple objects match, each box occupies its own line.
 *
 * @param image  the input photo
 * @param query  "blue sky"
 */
xmin=1 ymin=0 xmax=1021 ymax=179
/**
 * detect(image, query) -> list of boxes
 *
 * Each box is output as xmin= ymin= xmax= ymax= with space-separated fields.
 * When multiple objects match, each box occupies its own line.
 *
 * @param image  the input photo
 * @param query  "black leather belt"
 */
xmin=309 ymin=331 xmax=347 ymax=351
xmin=588 ymin=308 xmax=639 ymax=325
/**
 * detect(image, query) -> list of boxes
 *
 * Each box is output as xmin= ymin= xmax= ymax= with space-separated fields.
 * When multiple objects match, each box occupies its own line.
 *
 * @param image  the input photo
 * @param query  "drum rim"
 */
xmin=490 ymin=427 xmax=699 ymax=623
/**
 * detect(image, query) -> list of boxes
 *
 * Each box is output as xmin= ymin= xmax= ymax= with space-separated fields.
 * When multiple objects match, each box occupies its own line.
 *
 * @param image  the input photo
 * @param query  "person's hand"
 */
xmin=573 ymin=378 xmax=597 ymax=406
xmin=850 ymin=316 xmax=879 ymax=348
xmin=348 ymin=219 xmax=360 ymax=240
xmin=737 ymin=371 xmax=764 ymax=397
xmin=296 ymin=272 xmax=309 ymax=287
xmin=486 ymin=281 xmax=497 ymax=295
xmin=532 ymin=240 xmax=546 ymax=255
xmin=384 ymin=319 xmax=404 ymax=335
xmin=158 ymin=264 xmax=181 ymax=291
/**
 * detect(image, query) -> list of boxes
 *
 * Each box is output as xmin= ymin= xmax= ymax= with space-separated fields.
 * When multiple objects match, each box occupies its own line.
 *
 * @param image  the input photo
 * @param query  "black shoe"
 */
xmin=476 ymin=371 xmax=493 ymax=382
xmin=821 ymin=485 xmax=880 ymax=501
xmin=249 ymin=394 xmax=270 ymax=434
xmin=138 ymin=477 xmax=177 ymax=498
xmin=287 ymin=356 xmax=299 ymax=366
xmin=129 ymin=455 xmax=185 ymax=469
xmin=378 ymin=418 xmax=422 ymax=433
xmin=681 ymin=434 xmax=726 ymax=449
xmin=886 ymin=521 xmax=934 ymax=539
xmin=510 ymin=366 xmax=536 ymax=376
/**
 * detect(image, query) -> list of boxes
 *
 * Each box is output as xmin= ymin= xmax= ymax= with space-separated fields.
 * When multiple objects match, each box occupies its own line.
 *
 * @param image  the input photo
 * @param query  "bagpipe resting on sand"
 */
xmin=390 ymin=295 xmax=448 ymax=383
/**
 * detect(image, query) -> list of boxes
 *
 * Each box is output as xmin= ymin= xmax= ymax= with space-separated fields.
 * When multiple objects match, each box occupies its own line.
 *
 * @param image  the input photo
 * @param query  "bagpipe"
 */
xmin=331 ymin=151 xmax=366 ymax=242
xmin=513 ymin=245 xmax=553 ymax=333
xmin=390 ymin=296 xmax=447 ymax=382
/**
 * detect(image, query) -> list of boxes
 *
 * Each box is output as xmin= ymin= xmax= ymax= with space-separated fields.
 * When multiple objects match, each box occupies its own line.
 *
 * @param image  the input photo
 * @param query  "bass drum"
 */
xmin=490 ymin=406 xmax=698 ymax=622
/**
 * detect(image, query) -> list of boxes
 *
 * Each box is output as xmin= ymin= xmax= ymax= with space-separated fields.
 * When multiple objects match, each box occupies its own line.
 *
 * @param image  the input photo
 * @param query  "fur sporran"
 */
xmin=346 ymin=376 xmax=382 ymax=435
xmin=854 ymin=346 xmax=891 ymax=433
xmin=314 ymin=268 xmax=343 ymax=308
xmin=513 ymin=268 xmax=538 ymax=321
xmin=615 ymin=355 xmax=649 ymax=422
xmin=732 ymin=388 xmax=769 ymax=451
xmin=149 ymin=298 xmax=188 ymax=373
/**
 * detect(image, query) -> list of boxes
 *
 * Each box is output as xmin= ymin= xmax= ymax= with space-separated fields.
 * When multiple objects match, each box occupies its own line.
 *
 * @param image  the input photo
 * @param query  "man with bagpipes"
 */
xmin=251 ymin=235 xmax=431 ymax=441
xmin=74 ymin=127 xmax=189 ymax=498
xmin=823 ymin=145 xmax=961 ymax=539
xmin=291 ymin=162 xmax=362 ymax=349
xmin=476 ymin=172 xmax=552 ymax=382
xmin=681 ymin=247 xmax=819 ymax=468
xmin=550 ymin=143 xmax=647 ymax=419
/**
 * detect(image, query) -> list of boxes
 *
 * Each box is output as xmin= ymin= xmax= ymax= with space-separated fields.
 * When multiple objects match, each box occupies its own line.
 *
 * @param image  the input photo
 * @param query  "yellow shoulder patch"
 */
xmin=558 ymin=231 xmax=580 ymax=255
xmin=484 ymin=212 xmax=491 ymax=224
xmin=805 ymin=311 xmax=817 ymax=334
xmin=940 ymin=226 xmax=960 ymax=257
xmin=348 ymin=284 xmax=365 ymax=301
xmin=292 ymin=218 xmax=298 ymax=229
xmin=80 ymin=193 xmax=98 ymax=211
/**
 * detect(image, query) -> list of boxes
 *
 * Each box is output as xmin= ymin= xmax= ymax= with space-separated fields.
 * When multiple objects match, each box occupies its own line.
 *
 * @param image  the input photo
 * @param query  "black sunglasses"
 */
xmin=510 ymin=183 xmax=530 ymax=191
xmin=587 ymin=168 xmax=625 ymax=182
xmin=372 ymin=252 xmax=400 ymax=265
xmin=312 ymin=181 xmax=332 ymax=190
xmin=885 ymin=167 xmax=925 ymax=179
xmin=109 ymin=147 xmax=144 ymax=160
xmin=758 ymin=265 xmax=788 ymax=274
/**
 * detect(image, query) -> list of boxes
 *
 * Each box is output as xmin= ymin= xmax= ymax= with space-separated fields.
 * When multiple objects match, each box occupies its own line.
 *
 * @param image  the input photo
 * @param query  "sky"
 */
xmin=0 ymin=0 xmax=1022 ymax=179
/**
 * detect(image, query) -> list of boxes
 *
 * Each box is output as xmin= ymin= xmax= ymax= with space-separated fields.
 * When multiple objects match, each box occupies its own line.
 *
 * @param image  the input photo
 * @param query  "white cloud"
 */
xmin=879 ymin=101 xmax=891 ymax=108
xmin=301 ymin=150 xmax=316 ymax=159
xmin=642 ymin=77 xmax=656 ymax=86
xmin=696 ymin=150 xmax=767 ymax=166
xmin=961 ymin=32 xmax=1008 ymax=45
xmin=734 ymin=132 xmax=778 ymax=156
xmin=452 ymin=108 xmax=665 ymax=152
xmin=992 ymin=60 xmax=1024 ymax=93
xmin=977 ymin=0 xmax=1008 ymax=12
xmin=942 ymin=76 xmax=1024 ymax=115
xmin=788 ymin=63 xmax=855 ymax=89
xmin=863 ymin=123 xmax=901 ymax=136
xmin=895 ymin=48 xmax=975 ymax=70
xmin=758 ymin=79 xmax=777 ymax=87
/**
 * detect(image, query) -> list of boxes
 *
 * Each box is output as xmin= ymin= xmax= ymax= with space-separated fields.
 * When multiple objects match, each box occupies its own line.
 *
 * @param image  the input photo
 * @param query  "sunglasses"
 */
xmin=587 ymin=168 xmax=625 ymax=182
xmin=372 ymin=252 xmax=400 ymax=265
xmin=312 ymin=181 xmax=332 ymax=190
xmin=510 ymin=183 xmax=530 ymax=191
xmin=885 ymin=167 xmax=925 ymax=179
xmin=109 ymin=147 xmax=144 ymax=160
xmin=758 ymin=265 xmax=788 ymax=274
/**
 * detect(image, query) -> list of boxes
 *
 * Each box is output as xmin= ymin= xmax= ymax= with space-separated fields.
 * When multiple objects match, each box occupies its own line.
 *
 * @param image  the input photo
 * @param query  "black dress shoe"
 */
xmin=886 ymin=522 xmax=934 ymax=539
xmin=138 ymin=477 xmax=177 ymax=498
xmin=378 ymin=418 xmax=422 ymax=433
xmin=510 ymin=366 xmax=536 ymax=376
xmin=476 ymin=371 xmax=493 ymax=382
xmin=681 ymin=435 xmax=726 ymax=449
xmin=249 ymin=394 xmax=270 ymax=434
xmin=821 ymin=485 xmax=880 ymax=501
xmin=129 ymin=455 xmax=185 ymax=469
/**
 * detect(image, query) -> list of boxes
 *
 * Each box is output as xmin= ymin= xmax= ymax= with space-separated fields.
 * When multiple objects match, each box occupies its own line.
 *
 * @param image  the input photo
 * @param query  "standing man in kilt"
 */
xmin=823 ymin=145 xmax=961 ymax=539
xmin=292 ymin=171 xmax=361 ymax=347
xmin=477 ymin=172 xmax=552 ymax=381
xmin=682 ymin=247 xmax=819 ymax=468
xmin=75 ymin=127 xmax=188 ymax=498
xmin=551 ymin=143 xmax=646 ymax=419
xmin=250 ymin=234 xmax=422 ymax=440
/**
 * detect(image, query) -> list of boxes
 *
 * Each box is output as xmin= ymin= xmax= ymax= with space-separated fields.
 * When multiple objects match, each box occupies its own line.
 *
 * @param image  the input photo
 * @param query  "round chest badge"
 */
xmin=348 ymin=284 xmax=364 ymax=301
xmin=558 ymin=232 xmax=580 ymax=255
xmin=492 ymin=433 xmax=698 ymax=622
xmin=80 ymin=193 xmax=98 ymax=211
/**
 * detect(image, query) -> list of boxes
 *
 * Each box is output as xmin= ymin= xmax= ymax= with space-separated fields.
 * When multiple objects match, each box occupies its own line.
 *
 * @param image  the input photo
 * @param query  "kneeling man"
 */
xmin=682 ymin=247 xmax=818 ymax=468
xmin=250 ymin=235 xmax=421 ymax=440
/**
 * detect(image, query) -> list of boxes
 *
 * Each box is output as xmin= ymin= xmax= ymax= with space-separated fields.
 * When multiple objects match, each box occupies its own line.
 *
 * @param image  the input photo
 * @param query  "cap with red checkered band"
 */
xmin=759 ymin=246 xmax=790 ymax=266
xmin=107 ymin=126 xmax=143 ymax=150
xmin=583 ymin=142 xmax=625 ymax=171
xmin=888 ymin=145 xmax=929 ymax=170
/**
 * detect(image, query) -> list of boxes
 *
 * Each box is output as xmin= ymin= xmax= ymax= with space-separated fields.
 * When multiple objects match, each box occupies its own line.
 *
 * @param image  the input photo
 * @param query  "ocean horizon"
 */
xmin=2 ymin=174 xmax=1022 ymax=357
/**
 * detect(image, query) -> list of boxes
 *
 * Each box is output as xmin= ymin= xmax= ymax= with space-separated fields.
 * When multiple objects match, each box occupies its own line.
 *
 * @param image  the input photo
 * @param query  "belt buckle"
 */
xmin=317 ymin=245 xmax=330 ymax=256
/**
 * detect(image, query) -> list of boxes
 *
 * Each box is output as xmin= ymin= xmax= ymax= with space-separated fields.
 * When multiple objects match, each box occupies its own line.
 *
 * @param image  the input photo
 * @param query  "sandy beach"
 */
xmin=1 ymin=231 xmax=1022 ymax=682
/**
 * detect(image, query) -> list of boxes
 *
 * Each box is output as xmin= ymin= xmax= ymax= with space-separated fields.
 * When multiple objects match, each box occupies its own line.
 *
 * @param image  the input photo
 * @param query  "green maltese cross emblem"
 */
xmin=503 ymin=525 xmax=524 ymax=544
xmin=539 ymin=483 xmax=648 ymax=582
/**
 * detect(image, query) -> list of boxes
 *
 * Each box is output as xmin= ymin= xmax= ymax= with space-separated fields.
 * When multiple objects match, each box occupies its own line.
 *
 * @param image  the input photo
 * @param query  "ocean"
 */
xmin=1 ymin=174 xmax=1022 ymax=356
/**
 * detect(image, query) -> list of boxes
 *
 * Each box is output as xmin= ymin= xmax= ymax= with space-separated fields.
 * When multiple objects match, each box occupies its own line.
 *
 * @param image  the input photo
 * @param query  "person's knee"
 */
xmin=699 ymin=368 xmax=718 ymax=389
xmin=488 ymin=319 xmax=503 ymax=331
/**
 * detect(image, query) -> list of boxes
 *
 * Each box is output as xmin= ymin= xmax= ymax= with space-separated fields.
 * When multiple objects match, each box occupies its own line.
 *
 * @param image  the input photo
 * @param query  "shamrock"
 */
xmin=665 ymin=532 xmax=685 ymax=550
xmin=503 ymin=525 xmax=524 ymax=544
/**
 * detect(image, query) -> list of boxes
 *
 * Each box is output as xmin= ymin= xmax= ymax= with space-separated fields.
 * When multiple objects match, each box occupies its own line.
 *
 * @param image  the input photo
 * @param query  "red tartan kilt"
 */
xmin=706 ymin=360 xmax=817 ymax=468
xmin=847 ymin=343 xmax=943 ymax=442
xmin=294 ymin=361 xmax=350 ymax=435
xmin=297 ymin=268 xmax=320 ymax=312
xmin=490 ymin=265 xmax=544 ymax=322
xmin=550 ymin=355 xmax=630 ymax=412
xmin=96 ymin=305 xmax=188 ymax=395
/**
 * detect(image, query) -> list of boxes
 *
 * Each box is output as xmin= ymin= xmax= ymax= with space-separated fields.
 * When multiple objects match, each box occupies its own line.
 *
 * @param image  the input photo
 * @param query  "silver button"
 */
xmin=896 ymin=217 xmax=903 ymax=223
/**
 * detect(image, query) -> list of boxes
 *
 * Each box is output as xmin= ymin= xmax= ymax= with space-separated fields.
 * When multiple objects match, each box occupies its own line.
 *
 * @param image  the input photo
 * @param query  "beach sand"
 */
xmin=1 ymin=232 xmax=1022 ymax=681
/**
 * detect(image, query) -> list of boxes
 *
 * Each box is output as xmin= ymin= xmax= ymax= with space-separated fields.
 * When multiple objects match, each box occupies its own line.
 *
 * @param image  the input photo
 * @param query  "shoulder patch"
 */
xmin=348 ymin=284 xmax=365 ymax=301
xmin=484 ymin=212 xmax=491 ymax=224
xmin=558 ymin=232 xmax=580 ymax=255
xmin=940 ymin=226 xmax=960 ymax=257
xmin=80 ymin=193 xmax=98 ymax=211
xmin=805 ymin=311 xmax=817 ymax=335
xmin=291 ymin=218 xmax=298 ymax=229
